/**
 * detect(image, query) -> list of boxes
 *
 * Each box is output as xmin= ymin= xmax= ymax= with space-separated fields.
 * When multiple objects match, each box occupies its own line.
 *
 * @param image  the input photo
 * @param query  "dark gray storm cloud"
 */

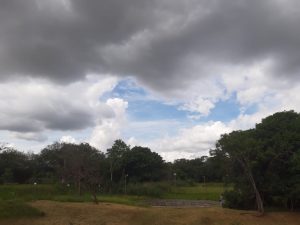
xmin=1 ymin=0 xmax=300 ymax=91
xmin=0 ymin=92 xmax=95 ymax=133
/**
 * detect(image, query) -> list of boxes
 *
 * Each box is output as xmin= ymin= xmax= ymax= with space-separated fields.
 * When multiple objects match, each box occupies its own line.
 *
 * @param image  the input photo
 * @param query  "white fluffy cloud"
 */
xmin=60 ymin=135 xmax=77 ymax=144
xmin=89 ymin=98 xmax=128 ymax=151
xmin=180 ymin=98 xmax=215 ymax=117
xmin=146 ymin=121 xmax=231 ymax=161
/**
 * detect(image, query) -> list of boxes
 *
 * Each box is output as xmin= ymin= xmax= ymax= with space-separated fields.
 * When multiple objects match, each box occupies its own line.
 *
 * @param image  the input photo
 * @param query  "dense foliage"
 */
xmin=216 ymin=110 xmax=300 ymax=212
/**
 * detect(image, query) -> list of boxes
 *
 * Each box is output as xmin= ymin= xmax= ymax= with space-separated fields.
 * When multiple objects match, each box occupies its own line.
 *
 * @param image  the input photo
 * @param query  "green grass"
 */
xmin=0 ymin=200 xmax=45 ymax=219
xmin=163 ymin=183 xmax=229 ymax=201
xmin=52 ymin=194 xmax=92 ymax=202
xmin=0 ymin=183 xmax=228 ymax=204
xmin=0 ymin=184 xmax=72 ymax=201
xmin=0 ymin=184 xmax=148 ymax=206
xmin=126 ymin=182 xmax=172 ymax=197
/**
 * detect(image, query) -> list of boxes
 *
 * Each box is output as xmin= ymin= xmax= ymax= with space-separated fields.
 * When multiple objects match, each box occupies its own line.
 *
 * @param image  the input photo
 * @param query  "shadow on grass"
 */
xmin=0 ymin=200 xmax=45 ymax=219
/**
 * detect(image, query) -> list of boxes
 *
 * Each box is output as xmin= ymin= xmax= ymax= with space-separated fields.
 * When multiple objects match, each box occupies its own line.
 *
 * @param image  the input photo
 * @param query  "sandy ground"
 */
xmin=0 ymin=201 xmax=299 ymax=225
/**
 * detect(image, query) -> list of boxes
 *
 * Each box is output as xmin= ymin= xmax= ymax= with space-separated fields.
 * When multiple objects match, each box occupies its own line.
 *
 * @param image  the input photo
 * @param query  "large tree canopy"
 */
xmin=216 ymin=110 xmax=300 ymax=213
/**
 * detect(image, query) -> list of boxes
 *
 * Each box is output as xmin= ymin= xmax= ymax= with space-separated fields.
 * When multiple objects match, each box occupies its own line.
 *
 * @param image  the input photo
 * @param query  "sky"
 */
xmin=1 ymin=0 xmax=300 ymax=161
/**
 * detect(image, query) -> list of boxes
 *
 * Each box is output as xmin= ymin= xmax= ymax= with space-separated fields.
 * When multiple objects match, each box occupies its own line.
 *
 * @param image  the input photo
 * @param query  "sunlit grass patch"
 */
xmin=163 ymin=183 xmax=230 ymax=201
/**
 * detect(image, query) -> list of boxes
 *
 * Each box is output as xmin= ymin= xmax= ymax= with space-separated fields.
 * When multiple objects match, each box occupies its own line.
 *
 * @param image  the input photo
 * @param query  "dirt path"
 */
xmin=146 ymin=199 xmax=219 ymax=208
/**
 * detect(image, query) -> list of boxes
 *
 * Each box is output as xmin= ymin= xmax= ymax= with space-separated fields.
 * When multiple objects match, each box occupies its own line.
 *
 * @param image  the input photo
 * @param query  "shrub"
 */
xmin=223 ymin=190 xmax=255 ymax=210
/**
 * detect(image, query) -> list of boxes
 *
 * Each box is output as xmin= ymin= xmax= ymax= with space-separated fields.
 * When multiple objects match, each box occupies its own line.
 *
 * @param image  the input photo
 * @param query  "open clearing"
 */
xmin=0 ymin=201 xmax=299 ymax=225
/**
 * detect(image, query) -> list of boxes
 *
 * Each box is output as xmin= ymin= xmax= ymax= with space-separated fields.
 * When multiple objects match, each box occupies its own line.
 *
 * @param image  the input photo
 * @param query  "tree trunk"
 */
xmin=290 ymin=198 xmax=294 ymax=212
xmin=78 ymin=178 xmax=82 ymax=196
xmin=239 ymin=159 xmax=264 ymax=215
xmin=109 ymin=161 xmax=113 ymax=193
xmin=92 ymin=191 xmax=98 ymax=204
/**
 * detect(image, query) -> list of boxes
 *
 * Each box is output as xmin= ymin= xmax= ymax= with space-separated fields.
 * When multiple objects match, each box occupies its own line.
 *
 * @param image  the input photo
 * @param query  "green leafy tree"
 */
xmin=217 ymin=110 xmax=300 ymax=213
xmin=106 ymin=139 xmax=130 ymax=190
xmin=0 ymin=148 xmax=33 ymax=183
xmin=38 ymin=142 xmax=65 ymax=182
xmin=217 ymin=129 xmax=265 ymax=214
xmin=124 ymin=146 xmax=165 ymax=182
xmin=255 ymin=110 xmax=300 ymax=210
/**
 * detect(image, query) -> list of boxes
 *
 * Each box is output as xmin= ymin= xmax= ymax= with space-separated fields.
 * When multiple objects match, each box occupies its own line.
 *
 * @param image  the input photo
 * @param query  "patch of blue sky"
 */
xmin=128 ymin=100 xmax=188 ymax=121
xmin=121 ymin=119 xmax=185 ymax=142
xmin=101 ymin=78 xmax=147 ymax=101
xmin=203 ymin=97 xmax=241 ymax=122
xmin=201 ymin=93 xmax=258 ymax=123
xmin=105 ymin=79 xmax=193 ymax=141
xmin=105 ymin=79 xmax=259 ymax=127
xmin=103 ymin=78 xmax=190 ymax=122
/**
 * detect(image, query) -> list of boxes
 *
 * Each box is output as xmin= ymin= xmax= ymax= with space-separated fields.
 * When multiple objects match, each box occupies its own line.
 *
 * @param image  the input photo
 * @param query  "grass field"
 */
xmin=0 ymin=184 xmax=69 ymax=201
xmin=0 ymin=183 xmax=227 ymax=220
xmin=0 ymin=184 xmax=299 ymax=224
xmin=0 ymin=183 xmax=150 ymax=204
xmin=164 ymin=183 xmax=228 ymax=201
xmin=0 ymin=183 xmax=227 ymax=203
xmin=0 ymin=201 xmax=299 ymax=225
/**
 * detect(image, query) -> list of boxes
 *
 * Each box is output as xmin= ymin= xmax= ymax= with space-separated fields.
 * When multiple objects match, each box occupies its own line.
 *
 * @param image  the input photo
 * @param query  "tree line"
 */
xmin=0 ymin=140 xmax=224 ymax=194
xmin=1 ymin=110 xmax=300 ymax=212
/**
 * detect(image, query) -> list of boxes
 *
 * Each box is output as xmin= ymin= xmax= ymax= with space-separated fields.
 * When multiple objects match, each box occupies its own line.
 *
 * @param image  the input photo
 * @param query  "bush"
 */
xmin=223 ymin=190 xmax=255 ymax=210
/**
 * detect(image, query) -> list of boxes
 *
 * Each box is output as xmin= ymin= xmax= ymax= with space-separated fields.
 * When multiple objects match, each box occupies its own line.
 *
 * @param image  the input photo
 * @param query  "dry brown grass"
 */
xmin=0 ymin=201 xmax=299 ymax=225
